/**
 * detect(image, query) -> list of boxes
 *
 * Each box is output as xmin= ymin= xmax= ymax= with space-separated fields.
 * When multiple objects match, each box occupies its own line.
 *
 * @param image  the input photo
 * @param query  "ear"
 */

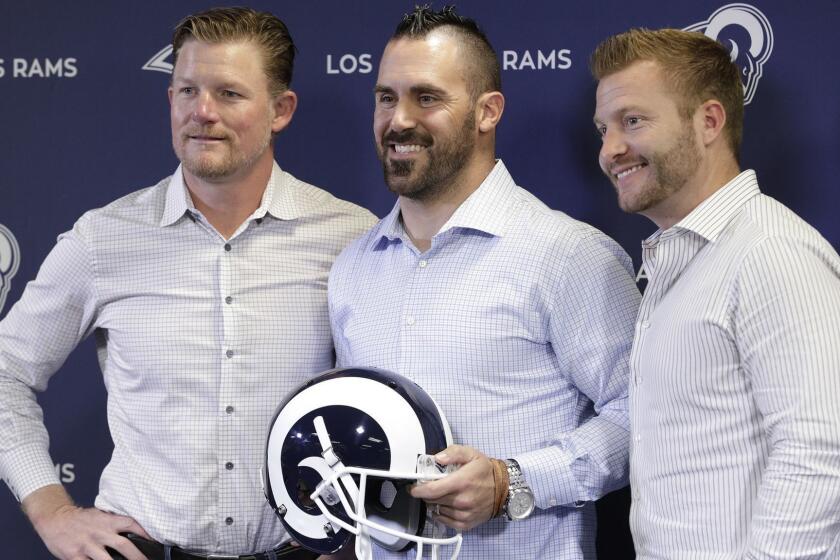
xmin=167 ymin=85 xmax=174 ymax=106
xmin=271 ymin=90 xmax=298 ymax=134
xmin=697 ymin=99 xmax=727 ymax=147
xmin=475 ymin=91 xmax=505 ymax=133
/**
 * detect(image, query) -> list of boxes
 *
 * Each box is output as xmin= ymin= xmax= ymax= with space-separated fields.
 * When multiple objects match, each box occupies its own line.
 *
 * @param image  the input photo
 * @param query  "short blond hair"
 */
xmin=172 ymin=7 xmax=296 ymax=96
xmin=590 ymin=28 xmax=744 ymax=158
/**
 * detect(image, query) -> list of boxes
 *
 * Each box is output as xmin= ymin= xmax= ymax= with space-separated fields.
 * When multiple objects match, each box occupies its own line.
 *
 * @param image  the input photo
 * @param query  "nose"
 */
xmin=192 ymin=91 xmax=220 ymax=124
xmin=599 ymin=128 xmax=628 ymax=166
xmin=389 ymin=99 xmax=417 ymax=133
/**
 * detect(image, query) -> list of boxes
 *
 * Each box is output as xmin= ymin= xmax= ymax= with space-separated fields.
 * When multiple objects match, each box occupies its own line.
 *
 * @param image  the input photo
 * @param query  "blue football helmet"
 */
xmin=263 ymin=367 xmax=462 ymax=560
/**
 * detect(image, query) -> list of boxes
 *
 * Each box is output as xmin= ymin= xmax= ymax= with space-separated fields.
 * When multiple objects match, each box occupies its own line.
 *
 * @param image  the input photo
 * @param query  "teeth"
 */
xmin=616 ymin=164 xmax=644 ymax=179
xmin=394 ymin=144 xmax=424 ymax=153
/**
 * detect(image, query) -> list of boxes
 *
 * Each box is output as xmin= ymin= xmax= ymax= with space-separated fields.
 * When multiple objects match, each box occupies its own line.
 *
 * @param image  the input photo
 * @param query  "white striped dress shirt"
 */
xmin=0 ymin=163 xmax=375 ymax=554
xmin=329 ymin=161 xmax=641 ymax=559
xmin=630 ymin=170 xmax=840 ymax=559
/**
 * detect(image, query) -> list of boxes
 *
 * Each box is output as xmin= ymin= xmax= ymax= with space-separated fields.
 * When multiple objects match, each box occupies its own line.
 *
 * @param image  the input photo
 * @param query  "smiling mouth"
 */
xmin=614 ymin=163 xmax=647 ymax=180
xmin=391 ymin=143 xmax=426 ymax=154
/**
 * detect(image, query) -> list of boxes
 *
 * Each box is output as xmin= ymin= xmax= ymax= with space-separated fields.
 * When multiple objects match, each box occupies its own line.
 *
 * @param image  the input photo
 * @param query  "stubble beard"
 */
xmin=617 ymin=123 xmax=701 ymax=215
xmin=176 ymin=123 xmax=273 ymax=182
xmin=379 ymin=112 xmax=476 ymax=202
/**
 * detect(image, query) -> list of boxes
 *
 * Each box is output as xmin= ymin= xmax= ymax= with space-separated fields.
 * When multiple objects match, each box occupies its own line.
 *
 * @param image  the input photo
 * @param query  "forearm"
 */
xmin=0 ymin=376 xmax=61 ymax=500
xmin=515 ymin=404 xmax=629 ymax=508
xmin=0 ymin=230 xmax=98 ymax=499
xmin=22 ymin=484 xmax=76 ymax=531
xmin=742 ymin=449 xmax=840 ymax=558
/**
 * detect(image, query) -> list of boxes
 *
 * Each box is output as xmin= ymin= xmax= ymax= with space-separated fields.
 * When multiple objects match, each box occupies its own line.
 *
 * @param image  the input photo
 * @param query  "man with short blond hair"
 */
xmin=592 ymin=27 xmax=840 ymax=558
xmin=0 ymin=7 xmax=374 ymax=560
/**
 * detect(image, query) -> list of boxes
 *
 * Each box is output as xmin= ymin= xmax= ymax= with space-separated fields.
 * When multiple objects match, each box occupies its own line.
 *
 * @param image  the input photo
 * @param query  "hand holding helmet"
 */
xmin=264 ymin=367 xmax=463 ymax=560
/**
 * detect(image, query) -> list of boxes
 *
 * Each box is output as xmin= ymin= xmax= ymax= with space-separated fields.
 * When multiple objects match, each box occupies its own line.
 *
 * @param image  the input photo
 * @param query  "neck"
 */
xmin=649 ymin=152 xmax=741 ymax=230
xmin=400 ymin=156 xmax=495 ymax=252
xmin=183 ymin=150 xmax=274 ymax=239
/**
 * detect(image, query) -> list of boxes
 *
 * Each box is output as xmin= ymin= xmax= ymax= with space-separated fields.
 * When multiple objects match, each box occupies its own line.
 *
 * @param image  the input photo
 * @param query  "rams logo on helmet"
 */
xmin=0 ymin=224 xmax=21 ymax=313
xmin=685 ymin=3 xmax=774 ymax=105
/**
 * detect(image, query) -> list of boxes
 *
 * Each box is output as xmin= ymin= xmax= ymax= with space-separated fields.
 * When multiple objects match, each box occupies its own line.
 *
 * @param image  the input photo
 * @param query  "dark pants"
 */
xmin=108 ymin=533 xmax=319 ymax=560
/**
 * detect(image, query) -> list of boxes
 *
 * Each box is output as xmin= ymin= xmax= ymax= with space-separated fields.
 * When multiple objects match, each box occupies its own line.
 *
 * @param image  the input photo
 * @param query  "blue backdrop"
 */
xmin=2 ymin=1 xmax=838 ymax=557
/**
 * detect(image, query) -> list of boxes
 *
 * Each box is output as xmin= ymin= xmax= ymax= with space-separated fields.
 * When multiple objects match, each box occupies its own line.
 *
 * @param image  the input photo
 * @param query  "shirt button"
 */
xmin=225 ymin=517 xmax=234 ymax=525
xmin=419 ymin=260 xmax=428 ymax=268
xmin=225 ymin=296 xmax=233 ymax=304
xmin=225 ymin=405 xmax=234 ymax=414
xmin=224 ymin=243 xmax=231 ymax=252
xmin=634 ymin=433 xmax=642 ymax=442
xmin=549 ymin=498 xmax=558 ymax=507
xmin=641 ymin=321 xmax=650 ymax=329
xmin=225 ymin=462 xmax=234 ymax=470
xmin=405 ymin=316 xmax=415 ymax=326
xmin=226 ymin=350 xmax=234 ymax=358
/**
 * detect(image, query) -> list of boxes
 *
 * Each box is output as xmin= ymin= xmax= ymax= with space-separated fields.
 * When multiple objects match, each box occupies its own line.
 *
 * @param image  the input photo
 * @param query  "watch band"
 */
xmin=505 ymin=459 xmax=526 ymax=491
xmin=503 ymin=458 xmax=535 ymax=520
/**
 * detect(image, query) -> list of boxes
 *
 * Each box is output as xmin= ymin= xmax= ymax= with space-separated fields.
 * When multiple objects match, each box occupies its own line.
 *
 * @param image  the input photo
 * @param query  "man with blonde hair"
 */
xmin=592 ymin=28 xmax=840 ymax=558
xmin=0 ymin=7 xmax=374 ymax=560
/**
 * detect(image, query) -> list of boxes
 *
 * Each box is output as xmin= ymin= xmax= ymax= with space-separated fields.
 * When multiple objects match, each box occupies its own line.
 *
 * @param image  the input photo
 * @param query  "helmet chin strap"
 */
xmin=313 ymin=415 xmax=373 ymax=560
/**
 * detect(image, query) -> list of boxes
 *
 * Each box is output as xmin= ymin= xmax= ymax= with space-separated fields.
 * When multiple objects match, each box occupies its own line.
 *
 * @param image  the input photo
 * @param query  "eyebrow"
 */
xmin=593 ymin=105 xmax=647 ymax=124
xmin=373 ymin=83 xmax=450 ymax=98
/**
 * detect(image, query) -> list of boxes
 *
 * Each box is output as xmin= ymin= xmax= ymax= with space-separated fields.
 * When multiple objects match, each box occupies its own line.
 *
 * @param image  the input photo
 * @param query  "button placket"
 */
xmin=397 ymin=250 xmax=426 ymax=373
xmin=218 ymin=239 xmax=240 ymax=543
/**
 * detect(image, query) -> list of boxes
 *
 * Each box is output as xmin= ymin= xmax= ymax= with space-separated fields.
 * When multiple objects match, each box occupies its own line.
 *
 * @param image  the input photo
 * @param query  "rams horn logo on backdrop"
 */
xmin=0 ymin=224 xmax=21 ymax=313
xmin=684 ymin=3 xmax=773 ymax=105
xmin=142 ymin=45 xmax=174 ymax=74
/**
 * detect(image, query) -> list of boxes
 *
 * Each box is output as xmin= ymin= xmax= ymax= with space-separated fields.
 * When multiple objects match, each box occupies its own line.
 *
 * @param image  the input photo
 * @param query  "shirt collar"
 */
xmin=675 ymin=169 xmax=761 ymax=242
xmin=160 ymin=162 xmax=304 ymax=227
xmin=644 ymin=169 xmax=761 ymax=246
xmin=377 ymin=159 xmax=517 ymax=243
xmin=160 ymin=165 xmax=193 ymax=227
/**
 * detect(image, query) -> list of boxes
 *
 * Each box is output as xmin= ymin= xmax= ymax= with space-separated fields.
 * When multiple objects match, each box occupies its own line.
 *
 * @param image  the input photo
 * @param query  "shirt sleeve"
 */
xmin=0 ymin=226 xmax=98 ymax=502
xmin=738 ymin=236 xmax=840 ymax=559
xmin=515 ymin=229 xmax=640 ymax=508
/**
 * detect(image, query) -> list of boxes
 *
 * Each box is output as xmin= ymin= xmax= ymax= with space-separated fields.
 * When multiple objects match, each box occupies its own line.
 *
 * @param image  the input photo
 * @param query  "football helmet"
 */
xmin=263 ymin=367 xmax=462 ymax=560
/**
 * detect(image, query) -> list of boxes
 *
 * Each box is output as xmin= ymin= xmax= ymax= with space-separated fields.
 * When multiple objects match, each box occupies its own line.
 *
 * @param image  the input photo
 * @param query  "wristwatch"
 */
xmin=503 ymin=459 xmax=535 ymax=521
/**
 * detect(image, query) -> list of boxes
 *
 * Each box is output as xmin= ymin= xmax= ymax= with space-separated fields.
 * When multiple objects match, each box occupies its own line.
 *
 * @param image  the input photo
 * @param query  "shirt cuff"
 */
xmin=0 ymin=442 xmax=61 ymax=502
xmin=512 ymin=446 xmax=580 ymax=509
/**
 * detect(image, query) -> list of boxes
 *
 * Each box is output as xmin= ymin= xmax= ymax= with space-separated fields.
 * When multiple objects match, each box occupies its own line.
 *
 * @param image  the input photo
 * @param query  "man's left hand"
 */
xmin=409 ymin=444 xmax=497 ymax=531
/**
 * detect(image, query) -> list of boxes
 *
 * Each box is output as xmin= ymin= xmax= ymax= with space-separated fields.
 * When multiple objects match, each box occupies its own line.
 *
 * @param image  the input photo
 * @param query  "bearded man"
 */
xmin=327 ymin=6 xmax=640 ymax=559
xmin=592 ymin=28 xmax=840 ymax=559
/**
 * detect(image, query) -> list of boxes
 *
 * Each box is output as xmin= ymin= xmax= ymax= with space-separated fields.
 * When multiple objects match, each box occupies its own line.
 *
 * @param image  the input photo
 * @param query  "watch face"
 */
xmin=510 ymin=490 xmax=535 ymax=519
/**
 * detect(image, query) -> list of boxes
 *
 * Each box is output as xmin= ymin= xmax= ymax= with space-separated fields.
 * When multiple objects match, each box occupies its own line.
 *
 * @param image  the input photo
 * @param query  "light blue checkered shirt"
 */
xmin=329 ymin=161 xmax=641 ymax=559
xmin=0 ymin=163 xmax=375 ymax=554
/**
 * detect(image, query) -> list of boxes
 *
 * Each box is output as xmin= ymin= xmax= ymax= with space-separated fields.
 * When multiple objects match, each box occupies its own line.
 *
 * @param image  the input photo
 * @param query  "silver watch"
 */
xmin=503 ymin=459 xmax=535 ymax=521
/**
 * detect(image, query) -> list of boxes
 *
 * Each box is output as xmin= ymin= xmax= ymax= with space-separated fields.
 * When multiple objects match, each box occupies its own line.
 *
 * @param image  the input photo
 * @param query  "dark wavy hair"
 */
xmin=392 ymin=5 xmax=501 ymax=98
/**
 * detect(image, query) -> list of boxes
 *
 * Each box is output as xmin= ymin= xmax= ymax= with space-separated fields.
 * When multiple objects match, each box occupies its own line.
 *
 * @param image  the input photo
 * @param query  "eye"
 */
xmin=595 ymin=124 xmax=607 ymax=138
xmin=180 ymin=87 xmax=195 ymax=95
xmin=221 ymin=90 xmax=242 ymax=98
xmin=376 ymin=92 xmax=396 ymax=105
xmin=418 ymin=94 xmax=437 ymax=106
xmin=624 ymin=116 xmax=643 ymax=129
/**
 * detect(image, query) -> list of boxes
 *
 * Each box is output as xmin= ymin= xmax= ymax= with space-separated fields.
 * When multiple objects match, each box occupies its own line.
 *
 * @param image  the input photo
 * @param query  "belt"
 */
xmin=109 ymin=533 xmax=319 ymax=560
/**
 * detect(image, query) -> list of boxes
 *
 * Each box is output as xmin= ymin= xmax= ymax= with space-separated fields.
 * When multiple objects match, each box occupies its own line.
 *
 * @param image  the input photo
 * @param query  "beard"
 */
xmin=175 ymin=124 xmax=273 ymax=181
xmin=615 ymin=122 xmax=701 ymax=215
xmin=378 ymin=111 xmax=476 ymax=202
